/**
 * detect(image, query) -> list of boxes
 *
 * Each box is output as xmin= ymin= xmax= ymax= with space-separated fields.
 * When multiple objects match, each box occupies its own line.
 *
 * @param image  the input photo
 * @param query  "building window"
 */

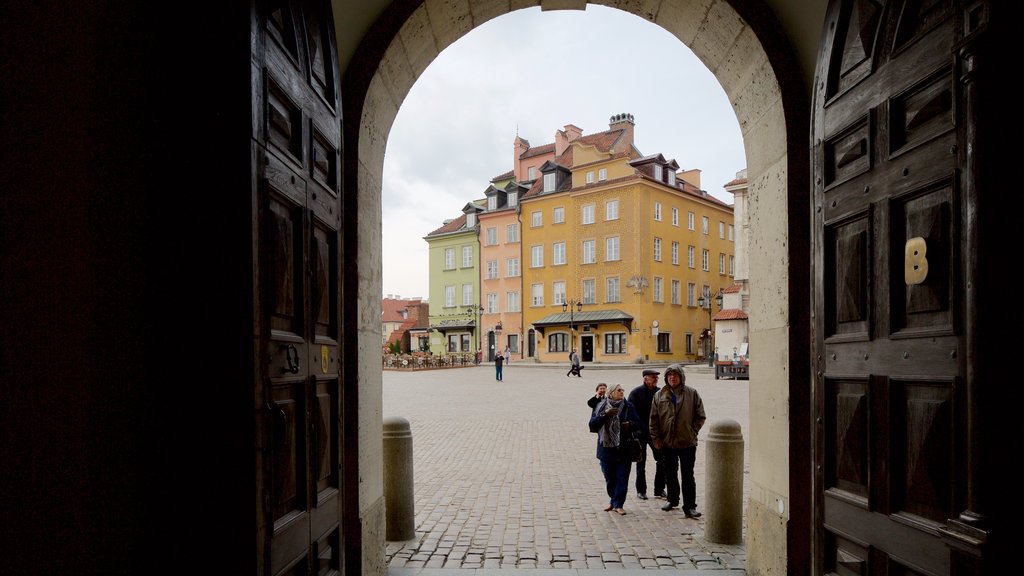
xmin=586 ymin=171 xmax=594 ymax=184
xmin=672 ymin=280 xmax=681 ymax=305
xmin=654 ymin=202 xmax=662 ymax=221
xmin=486 ymin=260 xmax=498 ymax=279
xmin=720 ymin=221 xmax=725 ymax=239
xmin=466 ymin=213 xmax=476 ymax=228
xmin=487 ymin=196 xmax=497 ymax=210
xmin=506 ymin=223 xmax=519 ymax=243
xmin=606 ymin=277 xmax=620 ymax=302
xmin=448 ymin=334 xmax=459 ymax=353
xmin=668 ymin=171 xmax=676 ymax=186
xmin=487 ymin=293 xmax=498 ymax=313
xmin=549 ymin=332 xmax=568 ymax=353
xmin=653 ymin=237 xmax=662 ymax=261
xmin=553 ymin=241 xmax=566 ymax=265
xmin=605 ymin=333 xmax=626 ymax=354
xmin=582 ymin=204 xmax=595 ymax=225
xmin=688 ymin=211 xmax=695 ymax=230
xmin=720 ymin=253 xmax=726 ymax=274
xmin=531 ymin=283 xmax=544 ymax=307
xmin=582 ymin=279 xmax=596 ymax=304
xmin=582 ymin=240 xmax=595 ymax=264
xmin=486 ymin=227 xmax=497 ymax=245
xmin=543 ymin=172 xmax=557 ymax=192
xmin=508 ymin=334 xmax=519 ymax=353
xmin=654 ymin=164 xmax=663 ymax=181
xmin=671 ymin=241 xmax=679 ymax=265
xmin=506 ymin=257 xmax=519 ymax=278
xmin=605 ymin=200 xmax=619 ymax=221
xmin=598 ymin=168 xmax=607 ymax=181
xmin=508 ymin=192 xmax=518 ymax=207
xmin=553 ymin=206 xmax=565 ymax=223
xmin=462 ymin=245 xmax=472 ymax=267
xmin=688 ymin=282 xmax=696 ymax=306
xmin=507 ymin=291 xmax=520 ymax=312
xmin=531 ymin=211 xmax=542 ymax=227
xmin=730 ymin=255 xmax=735 ymax=276
xmin=553 ymin=281 xmax=565 ymax=305
xmin=462 ymin=284 xmax=473 ymax=306
xmin=728 ymin=224 xmax=734 ymax=241
xmin=653 ymin=277 xmax=663 ymax=303
xmin=444 ymin=248 xmax=455 ymax=270
xmin=688 ymin=245 xmax=695 ymax=268
xmin=686 ymin=333 xmax=693 ymax=354
xmin=461 ymin=333 xmax=470 ymax=352
xmin=657 ymin=333 xmax=671 ymax=353
xmin=702 ymin=216 xmax=709 ymax=235
xmin=702 ymin=249 xmax=709 ymax=271
xmin=605 ymin=236 xmax=620 ymax=261
xmin=445 ymin=285 xmax=455 ymax=307
xmin=528 ymin=166 xmax=536 ymax=180
xmin=531 ymin=245 xmax=544 ymax=268
xmin=672 ymin=207 xmax=679 ymax=226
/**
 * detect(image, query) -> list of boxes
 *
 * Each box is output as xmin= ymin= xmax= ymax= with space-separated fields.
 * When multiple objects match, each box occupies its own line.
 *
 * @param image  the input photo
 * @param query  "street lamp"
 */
xmin=466 ymin=304 xmax=484 ymax=358
xmin=562 ymin=299 xmax=583 ymax=350
xmin=697 ymin=289 xmax=723 ymax=365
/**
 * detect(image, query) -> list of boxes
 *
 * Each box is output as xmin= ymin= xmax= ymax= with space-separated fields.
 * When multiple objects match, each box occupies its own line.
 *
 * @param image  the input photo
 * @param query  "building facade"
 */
xmin=423 ymin=203 xmax=484 ymax=357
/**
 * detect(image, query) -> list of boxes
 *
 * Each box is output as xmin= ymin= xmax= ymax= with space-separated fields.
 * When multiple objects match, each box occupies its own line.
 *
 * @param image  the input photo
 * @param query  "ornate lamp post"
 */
xmin=697 ymin=289 xmax=723 ymax=365
xmin=562 ymin=299 xmax=583 ymax=351
xmin=466 ymin=304 xmax=484 ymax=359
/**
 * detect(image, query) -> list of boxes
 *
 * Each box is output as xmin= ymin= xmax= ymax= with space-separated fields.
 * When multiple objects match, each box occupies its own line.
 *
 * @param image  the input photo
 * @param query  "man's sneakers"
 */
xmin=636 ymin=493 xmax=648 ymax=500
xmin=683 ymin=508 xmax=702 ymax=518
xmin=660 ymin=503 xmax=677 ymax=511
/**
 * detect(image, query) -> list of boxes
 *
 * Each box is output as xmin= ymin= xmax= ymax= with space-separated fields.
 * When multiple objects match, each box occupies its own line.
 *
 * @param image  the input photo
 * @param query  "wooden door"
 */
xmin=811 ymin=1 xmax=991 ymax=574
xmin=253 ymin=1 xmax=343 ymax=574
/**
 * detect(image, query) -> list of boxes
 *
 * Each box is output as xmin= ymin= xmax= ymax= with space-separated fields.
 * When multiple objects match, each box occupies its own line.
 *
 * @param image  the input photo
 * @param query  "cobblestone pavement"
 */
xmin=383 ymin=363 xmax=749 ymax=572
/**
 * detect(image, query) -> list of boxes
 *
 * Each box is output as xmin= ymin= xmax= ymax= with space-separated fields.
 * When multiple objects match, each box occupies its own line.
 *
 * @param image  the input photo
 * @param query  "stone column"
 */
xmin=705 ymin=419 xmax=744 ymax=544
xmin=383 ymin=416 xmax=415 ymax=541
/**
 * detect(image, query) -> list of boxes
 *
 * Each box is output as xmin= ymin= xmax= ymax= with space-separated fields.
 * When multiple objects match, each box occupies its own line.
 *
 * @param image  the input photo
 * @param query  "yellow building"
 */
xmin=520 ymin=117 xmax=734 ymax=364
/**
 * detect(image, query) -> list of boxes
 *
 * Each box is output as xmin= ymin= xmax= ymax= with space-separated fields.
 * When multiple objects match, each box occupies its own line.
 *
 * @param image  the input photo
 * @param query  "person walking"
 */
xmin=494 ymin=352 xmax=504 ymax=381
xmin=587 ymin=383 xmax=608 ymax=477
xmin=503 ymin=346 xmax=511 ymax=367
xmin=649 ymin=363 xmax=706 ymax=518
xmin=566 ymin=349 xmax=583 ymax=377
xmin=589 ymin=383 xmax=640 ymax=515
xmin=627 ymin=368 xmax=664 ymax=501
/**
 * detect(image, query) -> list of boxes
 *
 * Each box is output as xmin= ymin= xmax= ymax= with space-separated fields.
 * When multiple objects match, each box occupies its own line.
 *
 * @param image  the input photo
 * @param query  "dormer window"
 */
xmin=654 ymin=165 xmax=663 ymax=181
xmin=598 ymin=168 xmax=607 ymax=181
xmin=508 ymin=192 xmax=518 ymax=207
xmin=668 ymin=171 xmax=676 ymax=186
xmin=528 ymin=166 xmax=537 ymax=180
xmin=466 ymin=213 xmax=476 ymax=227
xmin=543 ymin=172 xmax=556 ymax=192
xmin=487 ymin=196 xmax=497 ymax=210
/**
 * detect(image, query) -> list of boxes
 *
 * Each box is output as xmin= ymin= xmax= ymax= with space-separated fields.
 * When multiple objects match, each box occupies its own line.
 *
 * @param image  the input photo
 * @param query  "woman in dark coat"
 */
xmin=588 ymin=383 xmax=640 ymax=514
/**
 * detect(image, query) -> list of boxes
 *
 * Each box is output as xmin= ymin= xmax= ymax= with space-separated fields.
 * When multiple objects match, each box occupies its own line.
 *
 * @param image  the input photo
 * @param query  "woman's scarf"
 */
xmin=597 ymin=397 xmax=623 ymax=448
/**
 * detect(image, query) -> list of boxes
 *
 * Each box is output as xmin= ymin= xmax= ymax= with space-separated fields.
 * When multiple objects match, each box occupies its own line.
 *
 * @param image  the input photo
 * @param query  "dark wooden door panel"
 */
xmin=813 ymin=0 xmax=988 ymax=573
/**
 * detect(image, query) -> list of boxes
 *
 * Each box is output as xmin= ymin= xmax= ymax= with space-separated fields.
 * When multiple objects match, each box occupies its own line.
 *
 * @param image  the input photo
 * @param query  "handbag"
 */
xmin=622 ymin=430 xmax=644 ymax=462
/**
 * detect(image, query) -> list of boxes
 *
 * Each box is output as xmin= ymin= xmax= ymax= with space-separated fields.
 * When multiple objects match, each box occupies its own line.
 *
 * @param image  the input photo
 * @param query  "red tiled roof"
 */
xmin=520 ymin=142 xmax=554 ymax=159
xmin=382 ymin=297 xmax=422 ymax=322
xmin=713 ymin=309 xmax=749 ymax=321
xmin=492 ymin=169 xmax=514 ymax=181
xmin=723 ymin=283 xmax=743 ymax=294
xmin=425 ymin=213 xmax=467 ymax=236
xmin=724 ymin=177 xmax=748 ymax=187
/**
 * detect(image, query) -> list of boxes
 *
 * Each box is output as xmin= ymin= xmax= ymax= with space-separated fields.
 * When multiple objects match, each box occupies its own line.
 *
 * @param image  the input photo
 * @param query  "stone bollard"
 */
xmin=383 ymin=416 xmax=415 ymax=541
xmin=704 ymin=419 xmax=744 ymax=544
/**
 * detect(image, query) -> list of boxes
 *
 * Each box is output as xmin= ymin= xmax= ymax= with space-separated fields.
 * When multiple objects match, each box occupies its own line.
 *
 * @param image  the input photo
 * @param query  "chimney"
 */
xmin=514 ymin=135 xmax=530 ymax=181
xmin=555 ymin=123 xmax=583 ymax=156
xmin=608 ymin=113 xmax=635 ymax=154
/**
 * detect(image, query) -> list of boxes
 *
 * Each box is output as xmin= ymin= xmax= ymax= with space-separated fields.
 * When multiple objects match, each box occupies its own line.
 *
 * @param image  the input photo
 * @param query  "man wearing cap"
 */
xmin=648 ymin=363 xmax=706 ymax=518
xmin=627 ymin=368 xmax=664 ymax=501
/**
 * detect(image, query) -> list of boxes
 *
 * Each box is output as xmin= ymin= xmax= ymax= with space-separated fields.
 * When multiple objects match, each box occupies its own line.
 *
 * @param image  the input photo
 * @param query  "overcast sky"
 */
xmin=381 ymin=5 xmax=745 ymax=300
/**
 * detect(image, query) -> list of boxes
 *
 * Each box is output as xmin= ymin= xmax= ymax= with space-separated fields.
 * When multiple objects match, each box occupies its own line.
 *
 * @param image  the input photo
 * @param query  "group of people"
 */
xmin=588 ymin=364 xmax=706 ymax=518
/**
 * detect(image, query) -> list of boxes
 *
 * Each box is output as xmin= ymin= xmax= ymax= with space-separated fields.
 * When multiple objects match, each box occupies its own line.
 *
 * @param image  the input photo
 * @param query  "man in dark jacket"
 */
xmin=649 ymin=363 xmax=706 ymax=518
xmin=627 ymin=369 xmax=663 ymax=500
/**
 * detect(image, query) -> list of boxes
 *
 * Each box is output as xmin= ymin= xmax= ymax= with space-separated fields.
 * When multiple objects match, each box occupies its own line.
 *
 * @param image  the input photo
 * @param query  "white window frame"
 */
xmin=730 ymin=255 xmax=735 ymax=276
xmin=486 ymin=260 xmax=498 ymax=279
xmin=728 ymin=224 xmax=734 ymax=241
xmin=528 ymin=166 xmax=536 ymax=180
xmin=487 ymin=196 xmax=497 ymax=210
xmin=444 ymin=248 xmax=455 ymax=270
xmin=582 ymin=279 xmax=596 ymax=304
xmin=720 ymin=253 xmax=726 ymax=274
xmin=672 ymin=207 xmax=679 ymax=226
xmin=654 ymin=165 xmax=663 ymax=181
xmin=462 ymin=245 xmax=472 ymax=268
xmin=653 ymin=277 xmax=663 ymax=303
xmin=487 ymin=293 xmax=498 ymax=313
xmin=720 ymin=221 xmax=725 ymax=239
xmin=605 ymin=199 xmax=619 ymax=221
xmin=671 ymin=241 xmax=679 ymax=265
xmin=444 ymin=285 xmax=455 ymax=307
xmin=508 ymin=192 xmax=518 ymax=207
xmin=654 ymin=202 xmax=662 ymax=221
xmin=653 ymin=237 xmax=662 ymax=261
xmin=672 ymin=280 xmax=681 ymax=305
xmin=506 ymin=257 xmax=519 ymax=278
xmin=553 ymin=241 xmax=566 ymax=265
xmin=553 ymin=281 xmax=566 ymax=305
xmin=553 ymin=206 xmax=565 ymax=224
xmin=606 ymin=277 xmax=620 ymax=302
xmin=486 ymin=227 xmax=497 ymax=246
xmin=688 ymin=245 xmax=695 ymax=268
xmin=582 ymin=239 xmax=596 ymax=264
xmin=688 ymin=211 xmax=695 ymax=230
xmin=531 ymin=283 xmax=544 ymax=307
xmin=702 ymin=216 xmax=709 ymax=235
xmin=462 ymin=283 xmax=473 ymax=306
xmin=466 ymin=213 xmax=476 ymax=228
xmin=531 ymin=211 xmax=542 ymax=227
xmin=543 ymin=172 xmax=556 ymax=192
xmin=531 ymin=245 xmax=544 ymax=268
xmin=586 ymin=171 xmax=594 ymax=184
xmin=598 ymin=168 xmax=607 ymax=181
xmin=507 ymin=291 xmax=520 ymax=312
xmin=687 ymin=282 xmax=695 ymax=306
xmin=506 ymin=223 xmax=519 ymax=243
xmin=702 ymin=249 xmax=709 ymax=271
xmin=605 ymin=236 xmax=620 ymax=261
xmin=582 ymin=204 xmax=595 ymax=225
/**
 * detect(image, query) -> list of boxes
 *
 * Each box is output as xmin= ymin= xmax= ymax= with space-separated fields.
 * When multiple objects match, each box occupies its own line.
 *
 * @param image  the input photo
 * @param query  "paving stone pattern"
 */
xmin=383 ymin=364 xmax=749 ymax=572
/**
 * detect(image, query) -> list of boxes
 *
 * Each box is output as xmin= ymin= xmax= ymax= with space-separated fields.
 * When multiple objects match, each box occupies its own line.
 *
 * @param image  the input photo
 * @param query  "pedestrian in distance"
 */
xmin=494 ymin=353 xmax=504 ymax=381
xmin=649 ymin=363 xmax=706 ymax=518
xmin=503 ymin=346 xmax=511 ymax=367
xmin=567 ymin=348 xmax=583 ymax=377
xmin=627 ymin=368 xmax=664 ymax=501
xmin=589 ymin=383 xmax=640 ymax=515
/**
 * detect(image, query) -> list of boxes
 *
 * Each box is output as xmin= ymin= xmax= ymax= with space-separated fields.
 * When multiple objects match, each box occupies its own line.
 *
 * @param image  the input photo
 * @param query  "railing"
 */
xmin=382 ymin=352 xmax=477 ymax=369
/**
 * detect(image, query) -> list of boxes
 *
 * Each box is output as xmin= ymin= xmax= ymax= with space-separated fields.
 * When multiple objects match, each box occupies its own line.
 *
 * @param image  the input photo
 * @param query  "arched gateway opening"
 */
xmin=340 ymin=1 xmax=810 ymax=574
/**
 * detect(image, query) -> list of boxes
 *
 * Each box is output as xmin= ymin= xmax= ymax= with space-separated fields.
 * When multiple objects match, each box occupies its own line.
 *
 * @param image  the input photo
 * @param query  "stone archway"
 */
xmin=340 ymin=2 xmax=811 ymax=573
